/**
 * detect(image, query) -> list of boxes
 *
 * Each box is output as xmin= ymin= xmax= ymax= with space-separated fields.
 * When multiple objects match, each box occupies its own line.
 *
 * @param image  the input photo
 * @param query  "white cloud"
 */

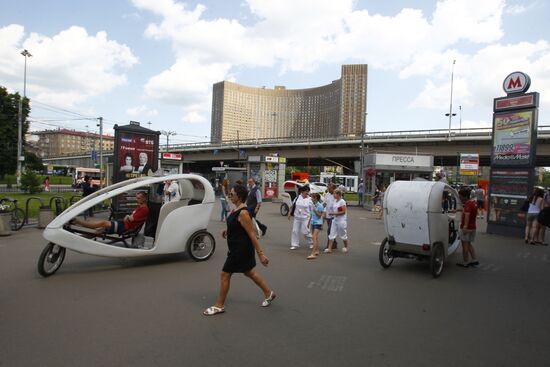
xmin=130 ymin=0 xmax=549 ymax=129
xmin=126 ymin=105 xmax=158 ymax=117
xmin=0 ymin=25 xmax=138 ymax=107
xmin=409 ymin=41 xmax=550 ymax=113
xmin=505 ymin=4 xmax=527 ymax=14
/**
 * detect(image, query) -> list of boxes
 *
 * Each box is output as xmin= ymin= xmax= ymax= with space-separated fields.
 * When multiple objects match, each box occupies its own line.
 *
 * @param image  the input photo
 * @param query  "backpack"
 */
xmin=289 ymin=198 xmax=298 ymax=217
xmin=520 ymin=200 xmax=529 ymax=212
xmin=537 ymin=207 xmax=550 ymax=227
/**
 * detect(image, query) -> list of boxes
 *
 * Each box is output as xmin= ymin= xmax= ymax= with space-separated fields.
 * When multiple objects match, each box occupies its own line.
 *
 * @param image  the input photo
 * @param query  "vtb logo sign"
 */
xmin=503 ymin=71 xmax=531 ymax=95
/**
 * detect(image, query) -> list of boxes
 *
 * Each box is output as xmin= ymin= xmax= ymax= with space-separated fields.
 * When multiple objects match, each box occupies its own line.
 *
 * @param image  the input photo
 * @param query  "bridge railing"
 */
xmin=45 ymin=125 xmax=550 ymax=159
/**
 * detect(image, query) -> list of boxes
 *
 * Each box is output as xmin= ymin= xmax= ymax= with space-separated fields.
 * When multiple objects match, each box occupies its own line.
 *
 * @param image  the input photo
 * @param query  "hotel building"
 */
xmin=211 ymin=64 xmax=367 ymax=143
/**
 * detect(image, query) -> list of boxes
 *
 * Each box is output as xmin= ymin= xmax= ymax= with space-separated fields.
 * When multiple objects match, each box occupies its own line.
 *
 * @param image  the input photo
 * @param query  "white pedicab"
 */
xmin=279 ymin=180 xmax=327 ymax=216
xmin=38 ymin=174 xmax=216 ymax=277
xmin=378 ymin=181 xmax=462 ymax=278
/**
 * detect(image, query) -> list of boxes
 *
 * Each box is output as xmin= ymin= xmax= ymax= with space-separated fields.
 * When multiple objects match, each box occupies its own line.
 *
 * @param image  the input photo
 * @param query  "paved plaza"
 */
xmin=1 ymin=202 xmax=549 ymax=367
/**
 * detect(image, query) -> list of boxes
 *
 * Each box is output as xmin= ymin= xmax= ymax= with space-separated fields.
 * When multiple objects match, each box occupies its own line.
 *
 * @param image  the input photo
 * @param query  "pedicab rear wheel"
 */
xmin=378 ymin=237 xmax=394 ymax=268
xmin=187 ymin=230 xmax=216 ymax=261
xmin=430 ymin=242 xmax=444 ymax=278
xmin=38 ymin=242 xmax=66 ymax=277
xmin=280 ymin=203 xmax=289 ymax=216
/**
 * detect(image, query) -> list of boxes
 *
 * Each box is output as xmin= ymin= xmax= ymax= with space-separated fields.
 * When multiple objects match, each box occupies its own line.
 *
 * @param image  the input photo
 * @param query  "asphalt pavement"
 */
xmin=1 ymin=201 xmax=549 ymax=367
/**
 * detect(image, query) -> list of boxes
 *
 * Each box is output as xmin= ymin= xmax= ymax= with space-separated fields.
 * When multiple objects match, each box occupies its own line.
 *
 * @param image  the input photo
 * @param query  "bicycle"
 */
xmin=0 ymin=198 xmax=26 ymax=231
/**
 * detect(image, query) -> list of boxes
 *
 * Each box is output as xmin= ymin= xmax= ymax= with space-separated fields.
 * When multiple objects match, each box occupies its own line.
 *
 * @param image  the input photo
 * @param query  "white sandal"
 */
xmin=203 ymin=306 xmax=225 ymax=316
xmin=261 ymin=291 xmax=276 ymax=307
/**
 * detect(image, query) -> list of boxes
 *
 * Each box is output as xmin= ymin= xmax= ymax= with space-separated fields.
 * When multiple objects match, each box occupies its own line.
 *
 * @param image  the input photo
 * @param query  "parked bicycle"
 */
xmin=0 ymin=198 xmax=25 ymax=231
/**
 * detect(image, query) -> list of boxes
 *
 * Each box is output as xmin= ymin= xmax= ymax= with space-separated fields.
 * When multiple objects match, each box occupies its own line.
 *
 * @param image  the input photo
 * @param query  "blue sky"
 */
xmin=1 ymin=0 xmax=549 ymax=145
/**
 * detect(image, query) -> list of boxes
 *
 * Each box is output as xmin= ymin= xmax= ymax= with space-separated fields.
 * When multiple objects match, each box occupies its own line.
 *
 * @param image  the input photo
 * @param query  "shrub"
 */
xmin=20 ymin=169 xmax=43 ymax=194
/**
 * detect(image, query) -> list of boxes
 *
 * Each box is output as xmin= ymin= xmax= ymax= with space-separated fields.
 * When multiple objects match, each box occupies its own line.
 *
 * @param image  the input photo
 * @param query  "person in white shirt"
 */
xmin=324 ymin=189 xmax=349 ymax=253
xmin=323 ymin=183 xmax=338 ymax=250
xmin=163 ymin=179 xmax=181 ymax=203
xmin=288 ymin=185 xmax=313 ymax=250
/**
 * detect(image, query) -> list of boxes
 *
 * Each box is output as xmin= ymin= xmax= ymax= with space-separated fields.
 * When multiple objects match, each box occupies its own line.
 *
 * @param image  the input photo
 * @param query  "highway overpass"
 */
xmin=44 ymin=126 xmax=550 ymax=173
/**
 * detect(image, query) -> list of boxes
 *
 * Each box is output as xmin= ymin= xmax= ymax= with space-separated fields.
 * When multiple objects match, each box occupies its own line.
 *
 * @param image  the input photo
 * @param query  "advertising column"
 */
xmin=113 ymin=121 xmax=160 ymax=213
xmin=487 ymin=72 xmax=539 ymax=237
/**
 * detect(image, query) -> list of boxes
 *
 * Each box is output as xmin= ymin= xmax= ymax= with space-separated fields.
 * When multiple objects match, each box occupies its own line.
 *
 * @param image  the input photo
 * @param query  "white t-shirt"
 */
xmin=164 ymin=181 xmax=181 ymax=203
xmin=333 ymin=198 xmax=347 ymax=223
xmin=294 ymin=195 xmax=313 ymax=219
xmin=324 ymin=192 xmax=335 ymax=219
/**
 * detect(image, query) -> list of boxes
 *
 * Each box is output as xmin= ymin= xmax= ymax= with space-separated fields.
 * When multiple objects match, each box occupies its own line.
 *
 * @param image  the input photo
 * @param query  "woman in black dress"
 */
xmin=204 ymin=184 xmax=276 ymax=316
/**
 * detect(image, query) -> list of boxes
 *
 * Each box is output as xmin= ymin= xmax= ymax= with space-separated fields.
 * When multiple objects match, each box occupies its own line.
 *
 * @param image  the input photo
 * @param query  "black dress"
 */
xmin=223 ymin=207 xmax=256 ymax=273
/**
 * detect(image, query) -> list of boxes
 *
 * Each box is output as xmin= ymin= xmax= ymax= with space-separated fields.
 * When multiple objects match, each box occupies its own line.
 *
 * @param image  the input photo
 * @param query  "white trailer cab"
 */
xmin=320 ymin=172 xmax=359 ymax=192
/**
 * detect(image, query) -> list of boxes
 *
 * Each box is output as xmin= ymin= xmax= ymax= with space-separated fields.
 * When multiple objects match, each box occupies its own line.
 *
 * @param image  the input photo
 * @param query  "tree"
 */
xmin=24 ymin=151 xmax=44 ymax=172
xmin=20 ymin=168 xmax=42 ymax=194
xmin=0 ymin=86 xmax=30 ymax=178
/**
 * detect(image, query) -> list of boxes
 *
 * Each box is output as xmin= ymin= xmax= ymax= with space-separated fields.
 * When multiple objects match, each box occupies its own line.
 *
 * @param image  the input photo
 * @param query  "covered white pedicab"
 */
xmin=378 ymin=181 xmax=462 ymax=278
xmin=38 ymin=174 xmax=216 ymax=277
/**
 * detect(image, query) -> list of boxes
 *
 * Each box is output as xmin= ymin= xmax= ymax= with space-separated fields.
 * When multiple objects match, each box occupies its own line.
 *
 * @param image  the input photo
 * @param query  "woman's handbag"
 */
xmin=520 ymin=200 xmax=530 ymax=212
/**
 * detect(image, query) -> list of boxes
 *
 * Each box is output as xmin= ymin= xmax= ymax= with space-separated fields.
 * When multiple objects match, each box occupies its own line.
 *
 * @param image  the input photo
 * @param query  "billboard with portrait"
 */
xmin=116 ymin=132 xmax=157 ymax=182
xmin=113 ymin=123 xmax=160 ymax=212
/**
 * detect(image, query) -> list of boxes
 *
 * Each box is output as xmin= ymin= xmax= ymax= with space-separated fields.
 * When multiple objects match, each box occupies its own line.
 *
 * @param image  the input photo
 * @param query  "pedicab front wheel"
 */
xmin=38 ymin=242 xmax=66 ymax=277
xmin=187 ymin=231 xmax=216 ymax=261
xmin=430 ymin=242 xmax=444 ymax=278
xmin=280 ymin=203 xmax=289 ymax=216
xmin=378 ymin=237 xmax=394 ymax=268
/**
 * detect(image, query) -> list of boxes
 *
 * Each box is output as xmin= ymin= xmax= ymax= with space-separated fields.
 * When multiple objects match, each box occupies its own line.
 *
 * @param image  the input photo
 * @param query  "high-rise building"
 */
xmin=30 ymin=129 xmax=114 ymax=158
xmin=211 ymin=64 xmax=368 ymax=143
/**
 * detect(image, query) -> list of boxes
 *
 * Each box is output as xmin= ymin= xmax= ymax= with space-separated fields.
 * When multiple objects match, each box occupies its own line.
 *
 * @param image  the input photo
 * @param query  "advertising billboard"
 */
xmin=116 ymin=132 xmax=157 ymax=181
xmin=459 ymin=153 xmax=479 ymax=176
xmin=491 ymin=110 xmax=536 ymax=166
xmin=487 ymin=169 xmax=532 ymax=227
xmin=113 ymin=122 xmax=160 ymax=213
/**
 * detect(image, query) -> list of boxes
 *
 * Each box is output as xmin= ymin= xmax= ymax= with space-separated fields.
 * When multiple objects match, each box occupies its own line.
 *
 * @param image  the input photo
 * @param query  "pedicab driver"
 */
xmin=72 ymin=191 xmax=149 ymax=235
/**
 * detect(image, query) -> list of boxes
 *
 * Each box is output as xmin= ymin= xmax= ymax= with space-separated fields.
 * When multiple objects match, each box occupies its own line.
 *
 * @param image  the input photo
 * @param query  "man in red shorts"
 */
xmin=72 ymin=191 xmax=149 ymax=235
xmin=456 ymin=187 xmax=479 ymax=268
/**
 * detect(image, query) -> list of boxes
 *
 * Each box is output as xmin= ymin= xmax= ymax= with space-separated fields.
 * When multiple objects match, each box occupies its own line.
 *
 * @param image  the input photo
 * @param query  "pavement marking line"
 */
xmin=371 ymin=242 xmax=381 ymax=246
xmin=309 ymin=275 xmax=346 ymax=292
xmin=359 ymin=217 xmax=368 ymax=220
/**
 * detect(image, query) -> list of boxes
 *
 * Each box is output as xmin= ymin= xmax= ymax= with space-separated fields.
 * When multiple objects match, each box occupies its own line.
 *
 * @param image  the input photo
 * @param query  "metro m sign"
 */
xmin=503 ymin=72 xmax=531 ymax=95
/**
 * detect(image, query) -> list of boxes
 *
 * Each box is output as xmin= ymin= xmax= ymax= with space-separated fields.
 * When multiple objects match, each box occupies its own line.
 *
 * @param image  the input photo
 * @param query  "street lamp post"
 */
xmin=459 ymin=105 xmax=462 ymax=132
xmin=16 ymin=49 xmax=32 ymax=186
xmin=446 ymin=60 xmax=456 ymax=141
xmin=359 ymin=112 xmax=367 ymax=205
xmin=270 ymin=112 xmax=277 ymax=140
xmin=161 ymin=130 xmax=176 ymax=151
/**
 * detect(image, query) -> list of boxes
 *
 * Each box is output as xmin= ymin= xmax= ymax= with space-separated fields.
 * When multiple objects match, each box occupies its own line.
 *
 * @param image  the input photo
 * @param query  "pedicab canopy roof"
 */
xmin=384 ymin=180 xmax=455 ymax=246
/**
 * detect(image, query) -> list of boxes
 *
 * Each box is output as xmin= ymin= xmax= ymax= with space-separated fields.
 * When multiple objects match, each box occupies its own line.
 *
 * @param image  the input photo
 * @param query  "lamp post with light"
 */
xmin=446 ymin=60 xmax=456 ymax=141
xmin=16 ymin=49 xmax=32 ymax=186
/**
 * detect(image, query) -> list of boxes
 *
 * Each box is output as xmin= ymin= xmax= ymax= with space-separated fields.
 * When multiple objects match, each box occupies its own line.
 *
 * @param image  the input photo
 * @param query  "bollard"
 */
xmin=38 ymin=206 xmax=55 ymax=229
xmin=0 ymin=212 xmax=11 ymax=236
xmin=55 ymin=198 xmax=63 ymax=216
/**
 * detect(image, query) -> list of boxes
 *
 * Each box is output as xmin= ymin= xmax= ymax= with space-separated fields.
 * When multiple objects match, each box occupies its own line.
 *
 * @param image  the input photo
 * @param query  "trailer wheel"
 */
xmin=187 ymin=231 xmax=216 ymax=261
xmin=38 ymin=242 xmax=66 ymax=277
xmin=430 ymin=242 xmax=445 ymax=278
xmin=378 ymin=238 xmax=393 ymax=268
xmin=280 ymin=203 xmax=289 ymax=216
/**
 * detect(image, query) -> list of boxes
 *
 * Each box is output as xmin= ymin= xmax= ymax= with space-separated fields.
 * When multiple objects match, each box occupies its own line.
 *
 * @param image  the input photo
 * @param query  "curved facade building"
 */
xmin=211 ymin=64 xmax=367 ymax=143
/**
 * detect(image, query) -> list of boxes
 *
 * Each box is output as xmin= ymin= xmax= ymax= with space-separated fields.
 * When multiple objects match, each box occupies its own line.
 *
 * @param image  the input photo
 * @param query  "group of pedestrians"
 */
xmin=288 ymin=182 xmax=349 ymax=258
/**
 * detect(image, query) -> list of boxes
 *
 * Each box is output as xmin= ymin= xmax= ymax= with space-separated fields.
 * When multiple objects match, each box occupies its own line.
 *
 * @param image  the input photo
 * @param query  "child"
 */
xmin=324 ymin=189 xmax=349 ymax=253
xmin=307 ymin=193 xmax=324 ymax=260
xmin=457 ymin=187 xmax=479 ymax=267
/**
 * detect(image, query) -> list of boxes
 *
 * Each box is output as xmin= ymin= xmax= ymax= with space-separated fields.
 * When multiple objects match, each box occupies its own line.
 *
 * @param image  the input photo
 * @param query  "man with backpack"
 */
xmin=246 ymin=178 xmax=267 ymax=236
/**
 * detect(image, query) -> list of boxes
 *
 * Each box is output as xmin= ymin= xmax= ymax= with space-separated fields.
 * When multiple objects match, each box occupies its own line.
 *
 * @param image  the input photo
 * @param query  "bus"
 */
xmin=74 ymin=167 xmax=101 ymax=188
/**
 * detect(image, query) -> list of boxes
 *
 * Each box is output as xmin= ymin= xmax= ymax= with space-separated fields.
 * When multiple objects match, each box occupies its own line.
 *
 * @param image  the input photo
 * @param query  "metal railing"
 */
xmin=44 ymin=125 xmax=550 ymax=158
